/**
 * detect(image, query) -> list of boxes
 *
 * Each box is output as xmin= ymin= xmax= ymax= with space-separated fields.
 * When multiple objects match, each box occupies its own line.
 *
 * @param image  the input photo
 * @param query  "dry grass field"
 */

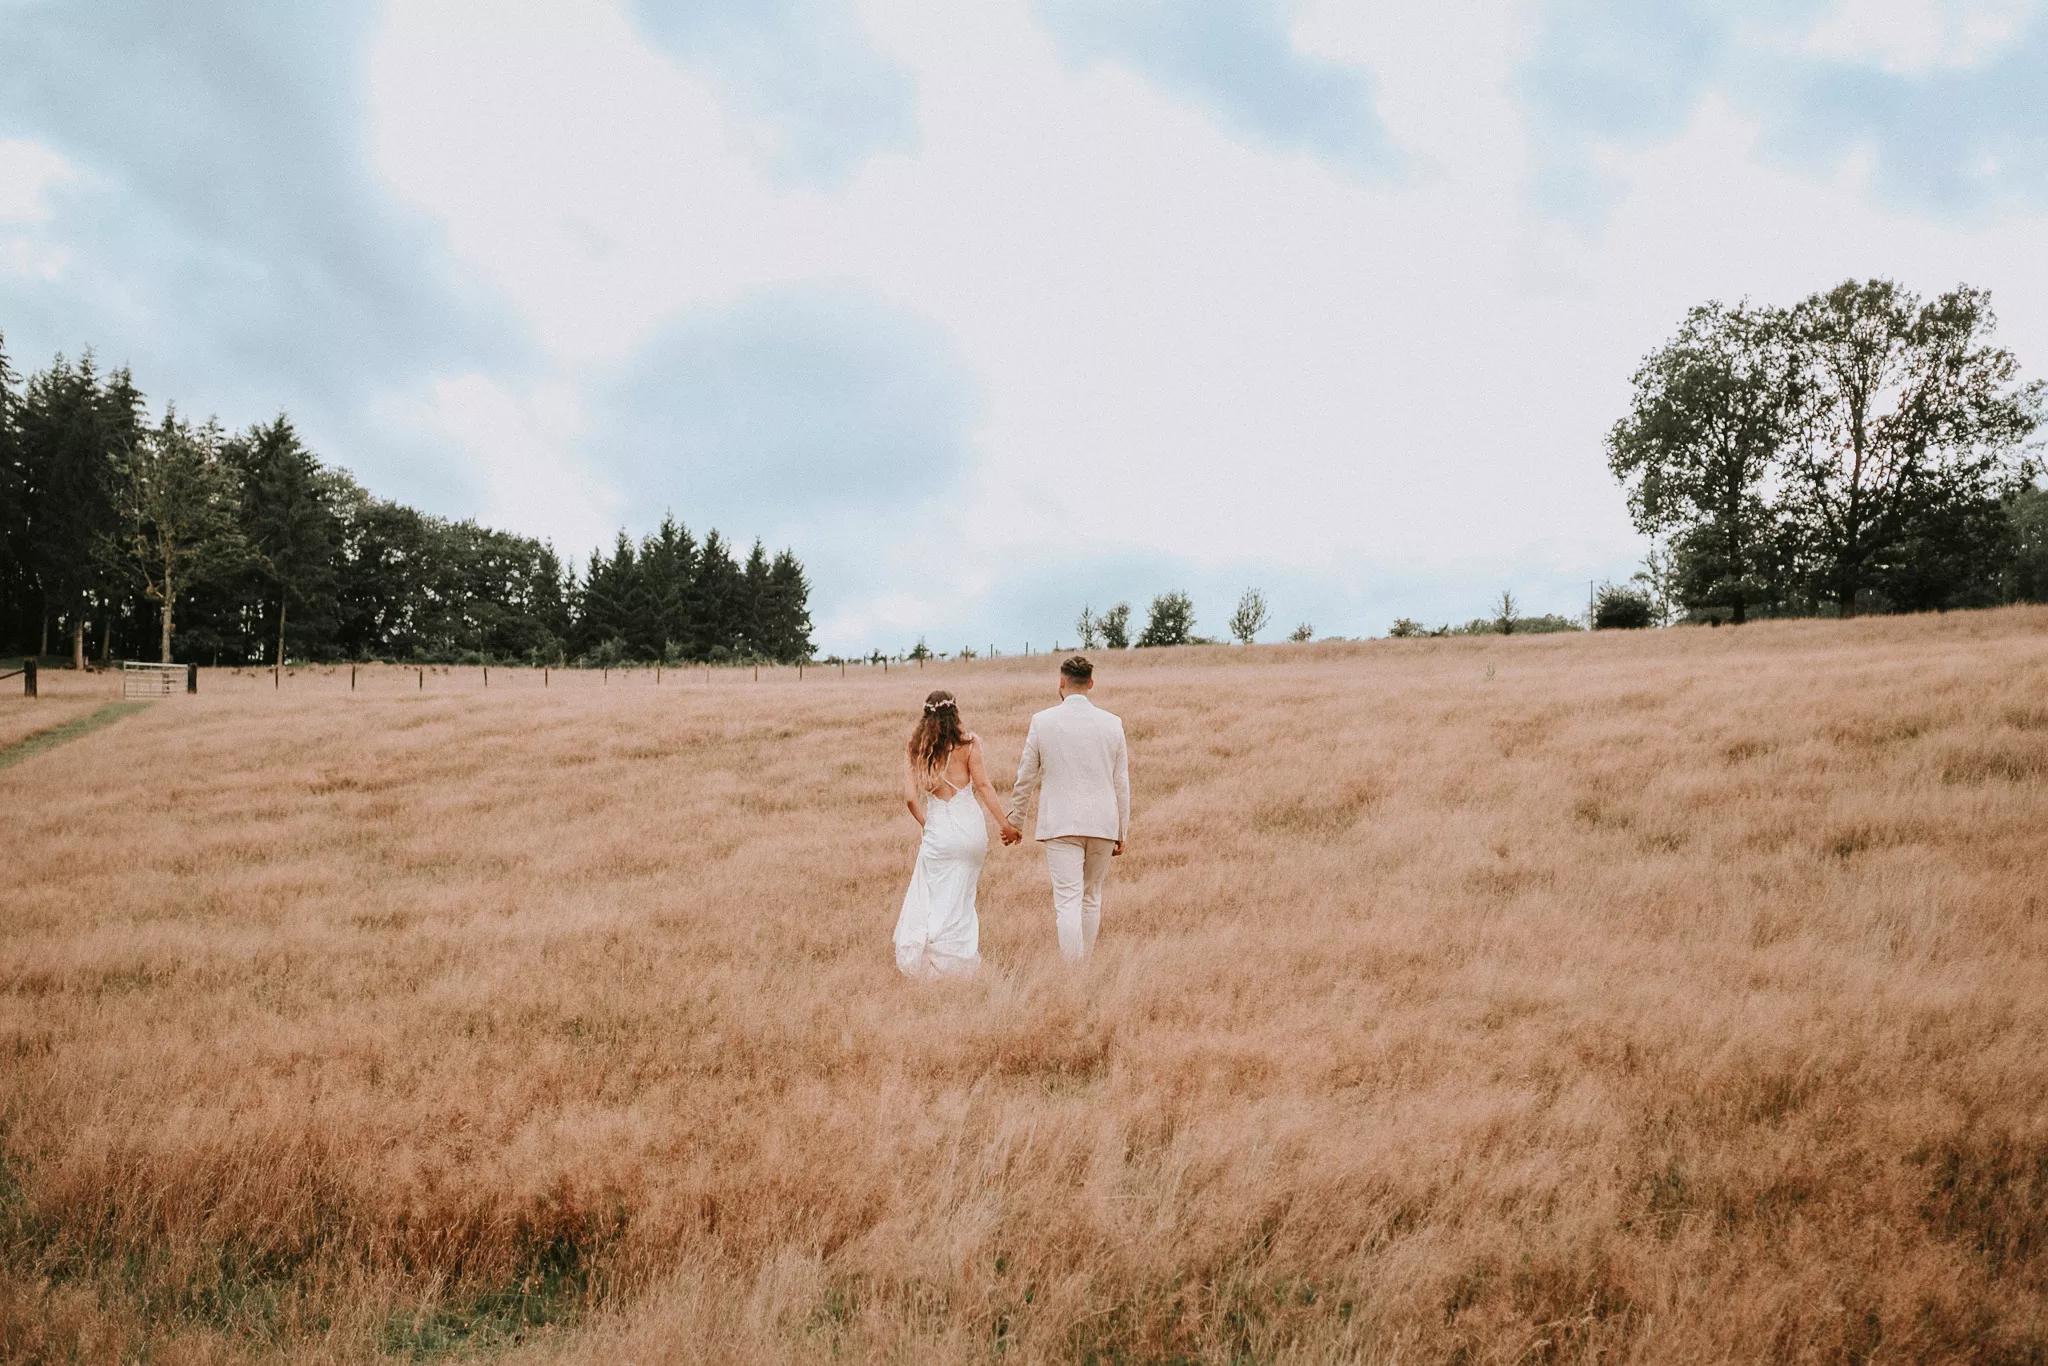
xmin=3 ymin=612 xmax=2046 ymax=1364
xmin=0 ymin=669 xmax=108 ymax=752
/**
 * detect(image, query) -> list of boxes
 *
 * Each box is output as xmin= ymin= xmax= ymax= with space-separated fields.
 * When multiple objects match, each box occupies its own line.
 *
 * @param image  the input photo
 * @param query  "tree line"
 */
xmin=1607 ymin=278 xmax=2046 ymax=623
xmin=1064 ymin=589 xmax=1314 ymax=650
xmin=0 ymin=335 xmax=815 ymax=667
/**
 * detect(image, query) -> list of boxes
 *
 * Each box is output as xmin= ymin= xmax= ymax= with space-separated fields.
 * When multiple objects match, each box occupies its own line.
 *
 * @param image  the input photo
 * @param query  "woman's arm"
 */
xmin=967 ymin=739 xmax=1022 ymax=843
xmin=903 ymin=745 xmax=925 ymax=826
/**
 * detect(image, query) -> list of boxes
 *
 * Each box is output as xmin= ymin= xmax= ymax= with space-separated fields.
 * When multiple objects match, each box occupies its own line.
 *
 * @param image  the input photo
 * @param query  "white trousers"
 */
xmin=1043 ymin=835 xmax=1113 ymax=961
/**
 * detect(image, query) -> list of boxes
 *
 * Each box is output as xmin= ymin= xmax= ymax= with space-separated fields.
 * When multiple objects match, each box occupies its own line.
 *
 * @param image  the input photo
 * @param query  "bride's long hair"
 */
xmin=910 ymin=690 xmax=965 ymax=775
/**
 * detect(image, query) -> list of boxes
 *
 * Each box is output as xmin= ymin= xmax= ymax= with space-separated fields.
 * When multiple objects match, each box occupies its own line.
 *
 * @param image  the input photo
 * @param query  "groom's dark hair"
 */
xmin=1060 ymin=655 xmax=1093 ymax=683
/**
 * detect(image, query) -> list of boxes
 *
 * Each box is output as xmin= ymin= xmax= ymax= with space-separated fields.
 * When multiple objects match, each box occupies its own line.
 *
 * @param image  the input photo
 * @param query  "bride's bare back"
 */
xmin=922 ymin=733 xmax=979 ymax=799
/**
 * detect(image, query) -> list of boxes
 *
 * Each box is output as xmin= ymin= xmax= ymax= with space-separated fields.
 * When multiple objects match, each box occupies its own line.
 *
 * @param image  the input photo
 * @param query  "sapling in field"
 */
xmin=1099 ymin=602 xmax=1131 ymax=649
xmin=1229 ymin=588 xmax=1271 ymax=644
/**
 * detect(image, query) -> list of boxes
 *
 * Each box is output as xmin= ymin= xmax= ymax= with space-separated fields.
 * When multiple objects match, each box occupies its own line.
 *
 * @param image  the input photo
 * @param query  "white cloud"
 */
xmin=1799 ymin=0 xmax=2040 ymax=72
xmin=0 ymin=138 xmax=78 ymax=224
xmin=389 ymin=374 xmax=620 ymax=556
xmin=0 ymin=139 xmax=80 ymax=281
xmin=352 ymin=0 xmax=2048 ymax=649
xmin=14 ymin=0 xmax=2043 ymax=651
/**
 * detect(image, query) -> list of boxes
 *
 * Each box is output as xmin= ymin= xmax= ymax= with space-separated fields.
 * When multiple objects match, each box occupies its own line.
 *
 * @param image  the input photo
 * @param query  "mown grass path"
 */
xmin=0 ymin=702 xmax=149 ymax=771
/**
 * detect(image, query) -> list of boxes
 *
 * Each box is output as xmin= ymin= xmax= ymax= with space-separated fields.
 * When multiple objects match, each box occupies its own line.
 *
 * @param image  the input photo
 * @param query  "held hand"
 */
xmin=1113 ymin=840 xmax=1125 ymax=856
xmin=999 ymin=823 xmax=1023 ymax=846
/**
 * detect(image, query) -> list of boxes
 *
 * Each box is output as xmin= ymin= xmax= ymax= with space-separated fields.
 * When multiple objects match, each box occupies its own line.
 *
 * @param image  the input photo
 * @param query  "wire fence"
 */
xmin=3 ymin=645 xmax=1116 ymax=702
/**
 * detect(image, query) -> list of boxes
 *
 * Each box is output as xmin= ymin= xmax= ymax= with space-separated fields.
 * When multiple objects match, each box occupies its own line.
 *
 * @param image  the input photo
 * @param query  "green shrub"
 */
xmin=1594 ymin=585 xmax=1656 ymax=629
xmin=1137 ymin=592 xmax=1195 ymax=647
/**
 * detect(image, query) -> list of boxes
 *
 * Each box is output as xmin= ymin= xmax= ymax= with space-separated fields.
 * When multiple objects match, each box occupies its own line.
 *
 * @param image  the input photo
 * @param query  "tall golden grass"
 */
xmin=3 ymin=612 xmax=2046 ymax=1363
xmin=0 ymin=667 xmax=108 ymax=750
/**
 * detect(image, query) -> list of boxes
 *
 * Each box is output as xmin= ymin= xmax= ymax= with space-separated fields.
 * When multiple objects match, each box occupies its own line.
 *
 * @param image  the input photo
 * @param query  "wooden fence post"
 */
xmin=544 ymin=666 xmax=549 ymax=688
xmin=188 ymin=662 xmax=199 ymax=694
xmin=351 ymin=664 xmax=357 ymax=691
xmin=418 ymin=668 xmax=423 ymax=690
xmin=484 ymin=666 xmax=489 ymax=688
xmin=25 ymin=659 xmax=37 ymax=697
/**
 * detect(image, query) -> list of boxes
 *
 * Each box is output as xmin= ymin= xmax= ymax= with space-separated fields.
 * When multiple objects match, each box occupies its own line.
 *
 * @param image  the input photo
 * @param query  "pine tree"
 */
xmin=696 ymin=530 xmax=742 ymax=659
xmin=224 ymin=414 xmax=339 ymax=669
xmin=16 ymin=353 xmax=144 ymax=667
xmin=528 ymin=542 xmax=572 ymax=661
xmin=739 ymin=539 xmax=772 ymax=658
xmin=573 ymin=534 xmax=637 ymax=657
xmin=620 ymin=534 xmax=657 ymax=659
xmin=764 ymin=549 xmax=813 ymax=662
xmin=0 ymin=332 xmax=26 ymax=655
xmin=641 ymin=515 xmax=698 ymax=659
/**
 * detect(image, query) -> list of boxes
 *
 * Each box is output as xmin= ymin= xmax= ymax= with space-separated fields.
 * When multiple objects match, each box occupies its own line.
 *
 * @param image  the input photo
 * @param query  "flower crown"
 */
xmin=924 ymin=698 xmax=956 ymax=714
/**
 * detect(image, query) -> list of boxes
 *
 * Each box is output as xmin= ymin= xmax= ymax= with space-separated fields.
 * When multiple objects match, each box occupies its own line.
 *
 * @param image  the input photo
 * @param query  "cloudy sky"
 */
xmin=3 ymin=0 xmax=2044 ymax=651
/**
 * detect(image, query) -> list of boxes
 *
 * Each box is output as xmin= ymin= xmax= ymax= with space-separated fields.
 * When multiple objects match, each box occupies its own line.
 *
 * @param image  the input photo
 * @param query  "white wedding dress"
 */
xmin=894 ymin=765 xmax=986 ymax=980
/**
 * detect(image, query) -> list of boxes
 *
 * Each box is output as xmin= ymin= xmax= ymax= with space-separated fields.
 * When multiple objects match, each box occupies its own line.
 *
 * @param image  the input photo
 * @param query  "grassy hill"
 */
xmin=4 ymin=614 xmax=2046 ymax=1363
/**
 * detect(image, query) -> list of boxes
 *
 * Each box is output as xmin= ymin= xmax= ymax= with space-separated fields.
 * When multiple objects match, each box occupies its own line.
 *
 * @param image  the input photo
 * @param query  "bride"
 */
xmin=894 ymin=690 xmax=1020 ymax=979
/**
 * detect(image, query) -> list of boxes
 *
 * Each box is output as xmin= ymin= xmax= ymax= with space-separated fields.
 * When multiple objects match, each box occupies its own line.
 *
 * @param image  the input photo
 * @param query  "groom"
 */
xmin=1004 ymin=655 xmax=1130 ymax=962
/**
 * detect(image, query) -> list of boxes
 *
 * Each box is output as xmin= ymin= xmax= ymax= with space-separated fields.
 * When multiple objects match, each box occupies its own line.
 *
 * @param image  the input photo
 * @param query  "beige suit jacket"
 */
xmin=1007 ymin=694 xmax=1130 ymax=842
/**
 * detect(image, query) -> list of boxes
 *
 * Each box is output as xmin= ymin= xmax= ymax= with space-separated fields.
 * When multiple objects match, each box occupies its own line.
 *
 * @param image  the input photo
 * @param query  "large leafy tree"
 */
xmin=1607 ymin=302 xmax=1803 ymax=623
xmin=2004 ymin=486 xmax=2048 ymax=603
xmin=325 ymin=492 xmax=568 ymax=663
xmin=332 ymin=490 xmax=431 ymax=658
xmin=438 ymin=521 xmax=569 ymax=661
xmin=116 ymin=411 xmax=243 ymax=662
xmin=1784 ymin=280 xmax=2043 ymax=614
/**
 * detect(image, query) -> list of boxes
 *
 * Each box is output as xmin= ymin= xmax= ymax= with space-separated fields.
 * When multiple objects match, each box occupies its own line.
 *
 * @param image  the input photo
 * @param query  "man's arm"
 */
xmin=1113 ymin=722 xmax=1130 ymax=846
xmin=1006 ymin=720 xmax=1041 ymax=830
